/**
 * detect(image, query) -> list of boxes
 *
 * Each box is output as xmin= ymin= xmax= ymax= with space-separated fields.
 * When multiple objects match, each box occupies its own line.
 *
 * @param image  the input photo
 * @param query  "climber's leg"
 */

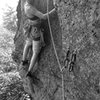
xmin=19 ymin=38 xmax=32 ymax=77
xmin=28 ymin=38 xmax=41 ymax=72
xmin=22 ymin=38 xmax=32 ymax=65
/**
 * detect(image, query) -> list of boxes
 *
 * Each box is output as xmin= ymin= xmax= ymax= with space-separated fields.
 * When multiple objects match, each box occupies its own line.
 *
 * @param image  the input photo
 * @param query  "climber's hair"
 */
xmin=26 ymin=0 xmax=34 ymax=5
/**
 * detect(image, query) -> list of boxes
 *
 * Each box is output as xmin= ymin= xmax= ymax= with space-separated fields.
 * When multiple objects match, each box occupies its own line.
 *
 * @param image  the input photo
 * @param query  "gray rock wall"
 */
xmin=59 ymin=0 xmax=100 ymax=100
xmin=13 ymin=0 xmax=100 ymax=100
xmin=13 ymin=0 xmax=62 ymax=100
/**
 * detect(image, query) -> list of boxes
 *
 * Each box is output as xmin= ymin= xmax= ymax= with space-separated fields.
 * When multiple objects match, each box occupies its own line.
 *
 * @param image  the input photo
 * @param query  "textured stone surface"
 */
xmin=13 ymin=0 xmax=100 ymax=100
xmin=58 ymin=0 xmax=100 ymax=100
xmin=13 ymin=0 xmax=62 ymax=100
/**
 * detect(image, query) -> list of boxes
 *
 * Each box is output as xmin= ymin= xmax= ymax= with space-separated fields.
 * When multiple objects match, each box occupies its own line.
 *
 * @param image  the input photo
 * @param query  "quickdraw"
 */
xmin=69 ymin=49 xmax=77 ymax=72
xmin=64 ymin=48 xmax=77 ymax=72
xmin=46 ymin=1 xmax=77 ymax=100
xmin=64 ymin=47 xmax=70 ymax=68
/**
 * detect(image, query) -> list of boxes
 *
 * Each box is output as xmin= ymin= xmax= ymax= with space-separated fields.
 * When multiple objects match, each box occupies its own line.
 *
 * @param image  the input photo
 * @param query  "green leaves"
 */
xmin=3 ymin=6 xmax=17 ymax=32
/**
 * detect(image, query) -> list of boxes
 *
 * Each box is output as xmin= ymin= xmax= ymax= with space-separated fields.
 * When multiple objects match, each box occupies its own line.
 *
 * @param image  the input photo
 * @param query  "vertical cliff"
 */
xmin=59 ymin=0 xmax=100 ymax=100
xmin=13 ymin=0 xmax=62 ymax=100
xmin=13 ymin=0 xmax=100 ymax=100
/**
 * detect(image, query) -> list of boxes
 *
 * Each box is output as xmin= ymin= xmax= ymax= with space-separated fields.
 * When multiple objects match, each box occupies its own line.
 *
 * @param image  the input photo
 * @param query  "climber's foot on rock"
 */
xmin=26 ymin=71 xmax=43 ymax=89
xmin=21 ymin=60 xmax=29 ymax=66
xmin=26 ymin=71 xmax=32 ymax=77
xmin=27 ymin=77 xmax=35 ymax=93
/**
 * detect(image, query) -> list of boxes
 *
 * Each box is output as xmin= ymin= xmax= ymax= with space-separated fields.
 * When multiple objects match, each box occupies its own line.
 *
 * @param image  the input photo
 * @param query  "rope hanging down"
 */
xmin=46 ymin=0 xmax=65 ymax=100
xmin=46 ymin=0 xmax=62 ymax=71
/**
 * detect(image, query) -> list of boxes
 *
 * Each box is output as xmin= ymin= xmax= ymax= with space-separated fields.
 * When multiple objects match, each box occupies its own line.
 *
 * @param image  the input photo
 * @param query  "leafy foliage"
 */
xmin=0 ymin=26 xmax=31 ymax=100
xmin=0 ymin=26 xmax=17 ymax=73
xmin=3 ymin=6 xmax=17 ymax=32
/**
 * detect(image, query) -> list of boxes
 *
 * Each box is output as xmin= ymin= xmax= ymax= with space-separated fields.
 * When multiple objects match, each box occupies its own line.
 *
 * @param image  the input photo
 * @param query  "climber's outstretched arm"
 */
xmin=33 ymin=7 xmax=56 ymax=20
xmin=44 ymin=8 xmax=56 ymax=19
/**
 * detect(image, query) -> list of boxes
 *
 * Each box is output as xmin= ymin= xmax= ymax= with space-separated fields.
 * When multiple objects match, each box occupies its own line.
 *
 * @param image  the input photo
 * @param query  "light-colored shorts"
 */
xmin=26 ymin=38 xmax=41 ymax=53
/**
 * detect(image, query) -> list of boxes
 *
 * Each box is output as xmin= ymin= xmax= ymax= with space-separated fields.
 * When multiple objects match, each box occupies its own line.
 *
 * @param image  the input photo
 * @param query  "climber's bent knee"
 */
xmin=32 ymin=39 xmax=41 ymax=54
xmin=26 ymin=38 xmax=32 ymax=46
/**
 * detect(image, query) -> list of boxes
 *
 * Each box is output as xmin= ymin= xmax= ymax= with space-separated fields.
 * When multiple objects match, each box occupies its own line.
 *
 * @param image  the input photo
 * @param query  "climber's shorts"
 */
xmin=26 ymin=37 xmax=41 ymax=45
xmin=33 ymin=36 xmax=41 ymax=41
xmin=24 ymin=19 xmax=45 ymax=48
xmin=26 ymin=37 xmax=41 ymax=54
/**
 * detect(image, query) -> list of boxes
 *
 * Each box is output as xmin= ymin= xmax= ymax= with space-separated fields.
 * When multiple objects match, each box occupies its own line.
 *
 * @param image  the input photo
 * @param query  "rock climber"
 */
xmin=21 ymin=0 xmax=58 ymax=78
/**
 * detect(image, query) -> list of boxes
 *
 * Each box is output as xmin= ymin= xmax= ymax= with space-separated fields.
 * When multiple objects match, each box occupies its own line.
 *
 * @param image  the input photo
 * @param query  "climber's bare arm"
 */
xmin=33 ymin=0 xmax=58 ymax=19
xmin=44 ymin=8 xmax=56 ymax=19
xmin=33 ymin=7 xmax=56 ymax=20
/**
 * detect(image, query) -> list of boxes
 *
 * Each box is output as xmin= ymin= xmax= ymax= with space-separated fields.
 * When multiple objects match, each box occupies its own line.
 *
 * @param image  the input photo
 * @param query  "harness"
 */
xmin=23 ymin=16 xmax=45 ymax=45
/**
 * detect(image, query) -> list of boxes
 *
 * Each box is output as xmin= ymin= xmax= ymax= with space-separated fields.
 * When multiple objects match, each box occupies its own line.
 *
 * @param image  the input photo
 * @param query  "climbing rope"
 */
xmin=46 ymin=0 xmax=62 ymax=71
xmin=46 ymin=0 xmax=65 ymax=100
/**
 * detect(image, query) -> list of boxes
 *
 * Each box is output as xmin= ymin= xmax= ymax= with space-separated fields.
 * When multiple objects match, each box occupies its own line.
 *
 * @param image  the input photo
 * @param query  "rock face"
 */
xmin=13 ymin=0 xmax=62 ymax=100
xmin=13 ymin=0 xmax=100 ymax=100
xmin=58 ymin=0 xmax=100 ymax=100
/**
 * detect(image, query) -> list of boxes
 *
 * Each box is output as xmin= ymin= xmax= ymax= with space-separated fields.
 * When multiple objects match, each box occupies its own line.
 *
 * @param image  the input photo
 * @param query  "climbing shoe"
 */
xmin=21 ymin=60 xmax=29 ymax=66
xmin=26 ymin=71 xmax=43 ymax=88
xmin=26 ymin=71 xmax=33 ymax=78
